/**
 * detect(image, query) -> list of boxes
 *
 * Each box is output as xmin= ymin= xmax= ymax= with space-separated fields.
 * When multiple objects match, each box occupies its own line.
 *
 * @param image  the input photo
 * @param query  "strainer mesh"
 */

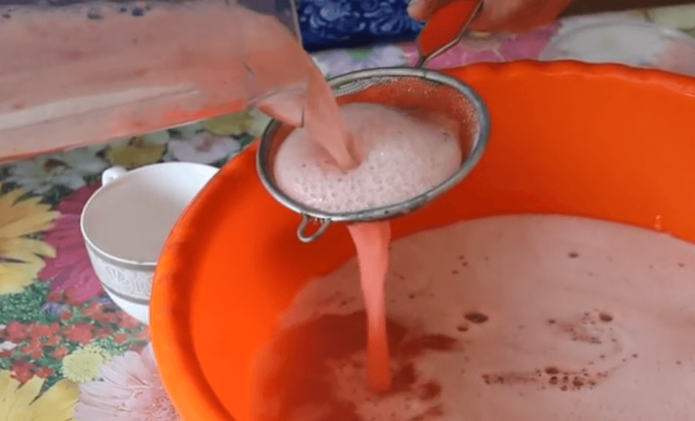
xmin=334 ymin=75 xmax=479 ymax=154
xmin=260 ymin=72 xmax=486 ymax=230
xmin=266 ymin=74 xmax=481 ymax=183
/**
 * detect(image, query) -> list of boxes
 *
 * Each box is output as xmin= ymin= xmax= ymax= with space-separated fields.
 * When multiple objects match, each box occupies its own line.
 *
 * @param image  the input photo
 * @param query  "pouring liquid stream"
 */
xmin=348 ymin=222 xmax=394 ymax=392
xmin=291 ymin=0 xmax=482 ymax=392
xmin=291 ymin=76 xmax=394 ymax=391
xmin=272 ymin=0 xmax=482 ymax=393
xmin=274 ymin=98 xmax=467 ymax=393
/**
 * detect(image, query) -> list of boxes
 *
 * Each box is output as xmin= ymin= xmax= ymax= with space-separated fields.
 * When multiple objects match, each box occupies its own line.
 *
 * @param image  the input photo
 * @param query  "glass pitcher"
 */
xmin=0 ymin=0 xmax=304 ymax=161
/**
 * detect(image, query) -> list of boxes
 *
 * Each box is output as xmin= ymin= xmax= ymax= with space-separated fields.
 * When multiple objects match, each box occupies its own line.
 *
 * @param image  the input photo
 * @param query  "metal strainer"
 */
xmin=257 ymin=0 xmax=489 ymax=242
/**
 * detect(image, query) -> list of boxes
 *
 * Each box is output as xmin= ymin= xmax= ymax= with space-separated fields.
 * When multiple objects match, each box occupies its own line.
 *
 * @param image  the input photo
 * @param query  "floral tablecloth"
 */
xmin=2 ymin=4 xmax=695 ymax=420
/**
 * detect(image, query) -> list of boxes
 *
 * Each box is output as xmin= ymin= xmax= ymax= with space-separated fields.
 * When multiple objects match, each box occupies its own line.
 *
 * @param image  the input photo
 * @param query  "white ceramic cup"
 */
xmin=80 ymin=162 xmax=218 ymax=324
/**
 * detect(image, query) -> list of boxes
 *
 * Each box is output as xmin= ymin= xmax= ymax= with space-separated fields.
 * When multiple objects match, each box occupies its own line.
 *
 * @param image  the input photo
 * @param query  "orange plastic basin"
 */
xmin=150 ymin=60 xmax=695 ymax=421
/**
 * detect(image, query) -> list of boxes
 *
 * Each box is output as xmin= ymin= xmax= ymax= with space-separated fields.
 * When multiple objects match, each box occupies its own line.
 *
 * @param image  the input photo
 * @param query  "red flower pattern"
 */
xmin=21 ymin=338 xmax=43 ymax=360
xmin=94 ymin=328 xmax=112 ymax=339
xmin=34 ymin=366 xmax=55 ymax=379
xmin=81 ymin=302 xmax=102 ymax=318
xmin=2 ymin=293 xmax=149 ymax=386
xmin=5 ymin=321 xmax=29 ymax=343
xmin=28 ymin=322 xmax=60 ymax=339
xmin=117 ymin=314 xmax=141 ymax=330
xmin=43 ymin=334 xmax=61 ymax=346
xmin=11 ymin=360 xmax=35 ymax=383
xmin=62 ymin=322 xmax=95 ymax=344
xmin=51 ymin=346 xmax=69 ymax=359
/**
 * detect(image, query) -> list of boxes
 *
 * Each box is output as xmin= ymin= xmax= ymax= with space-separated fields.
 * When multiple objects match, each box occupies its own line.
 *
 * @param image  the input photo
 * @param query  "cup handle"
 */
xmin=102 ymin=166 xmax=128 ymax=186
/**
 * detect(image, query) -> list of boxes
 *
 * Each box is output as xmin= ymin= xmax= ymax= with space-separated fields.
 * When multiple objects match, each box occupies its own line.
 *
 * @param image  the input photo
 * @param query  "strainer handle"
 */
xmin=415 ymin=0 xmax=483 ymax=68
xmin=297 ymin=215 xmax=332 ymax=243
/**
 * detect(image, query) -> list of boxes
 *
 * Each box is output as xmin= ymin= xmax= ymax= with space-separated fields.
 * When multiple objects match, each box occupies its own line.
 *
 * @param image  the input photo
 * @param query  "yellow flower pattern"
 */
xmin=61 ymin=344 xmax=110 ymax=383
xmin=202 ymin=109 xmax=271 ymax=138
xmin=0 ymin=184 xmax=59 ymax=295
xmin=0 ymin=370 xmax=78 ymax=421
xmin=105 ymin=133 xmax=167 ymax=170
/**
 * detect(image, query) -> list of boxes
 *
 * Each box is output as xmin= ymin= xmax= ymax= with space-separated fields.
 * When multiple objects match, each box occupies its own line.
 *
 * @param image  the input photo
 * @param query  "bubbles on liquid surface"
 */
xmin=252 ymin=215 xmax=695 ymax=421
xmin=273 ymin=102 xmax=462 ymax=213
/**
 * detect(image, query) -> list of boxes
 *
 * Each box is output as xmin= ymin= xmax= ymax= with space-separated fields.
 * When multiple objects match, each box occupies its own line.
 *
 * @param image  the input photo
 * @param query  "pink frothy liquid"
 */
xmin=274 ymin=103 xmax=461 ymax=213
xmin=274 ymin=102 xmax=462 ymax=391
xmin=253 ymin=214 xmax=695 ymax=421
xmin=258 ymin=64 xmax=358 ymax=169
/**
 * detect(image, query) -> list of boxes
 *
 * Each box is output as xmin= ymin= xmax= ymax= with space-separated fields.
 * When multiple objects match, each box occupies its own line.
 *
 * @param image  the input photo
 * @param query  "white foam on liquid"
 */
xmin=268 ymin=214 xmax=695 ymax=421
xmin=273 ymin=102 xmax=462 ymax=213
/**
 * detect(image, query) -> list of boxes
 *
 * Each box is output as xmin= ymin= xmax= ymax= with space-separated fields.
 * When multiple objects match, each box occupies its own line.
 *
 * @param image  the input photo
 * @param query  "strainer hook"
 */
xmin=297 ymin=215 xmax=332 ymax=243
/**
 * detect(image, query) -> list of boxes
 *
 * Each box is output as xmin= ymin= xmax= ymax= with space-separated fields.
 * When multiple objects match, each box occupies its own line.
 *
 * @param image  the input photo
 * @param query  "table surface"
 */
xmin=1 ymin=4 xmax=695 ymax=420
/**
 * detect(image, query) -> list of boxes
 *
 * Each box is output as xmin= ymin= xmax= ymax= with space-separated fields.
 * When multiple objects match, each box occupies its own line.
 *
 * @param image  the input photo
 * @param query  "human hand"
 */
xmin=408 ymin=0 xmax=574 ymax=33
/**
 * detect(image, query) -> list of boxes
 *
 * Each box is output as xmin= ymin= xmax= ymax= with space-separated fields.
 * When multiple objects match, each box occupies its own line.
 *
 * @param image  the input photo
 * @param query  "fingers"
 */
xmin=407 ymin=0 xmax=448 ymax=21
xmin=407 ymin=0 xmax=573 ymax=33
xmin=469 ymin=0 xmax=573 ymax=32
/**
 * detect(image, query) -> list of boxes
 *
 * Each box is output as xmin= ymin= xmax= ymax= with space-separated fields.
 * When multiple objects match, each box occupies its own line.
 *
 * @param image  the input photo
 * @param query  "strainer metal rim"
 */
xmin=256 ymin=67 xmax=490 ymax=238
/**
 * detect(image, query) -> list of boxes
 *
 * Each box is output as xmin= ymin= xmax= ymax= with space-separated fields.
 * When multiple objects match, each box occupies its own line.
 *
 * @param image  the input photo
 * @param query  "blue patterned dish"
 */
xmin=298 ymin=0 xmax=424 ymax=51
